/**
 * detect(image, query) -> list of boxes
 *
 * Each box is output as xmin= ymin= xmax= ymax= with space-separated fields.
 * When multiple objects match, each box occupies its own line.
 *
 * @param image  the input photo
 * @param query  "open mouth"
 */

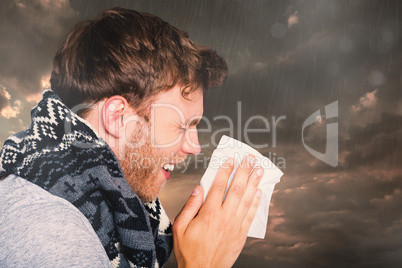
xmin=162 ymin=163 xmax=174 ymax=172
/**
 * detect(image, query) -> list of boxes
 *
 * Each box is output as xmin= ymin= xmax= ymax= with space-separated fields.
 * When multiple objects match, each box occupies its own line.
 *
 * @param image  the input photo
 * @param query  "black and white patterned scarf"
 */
xmin=0 ymin=90 xmax=172 ymax=268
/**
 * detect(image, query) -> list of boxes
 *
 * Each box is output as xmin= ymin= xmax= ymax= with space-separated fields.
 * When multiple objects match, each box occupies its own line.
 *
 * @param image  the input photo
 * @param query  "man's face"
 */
xmin=120 ymin=85 xmax=203 ymax=202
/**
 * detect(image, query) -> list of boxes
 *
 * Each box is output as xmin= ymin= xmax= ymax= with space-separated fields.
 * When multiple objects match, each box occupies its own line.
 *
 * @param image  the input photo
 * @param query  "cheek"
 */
xmin=152 ymin=124 xmax=184 ymax=148
xmin=154 ymin=140 xmax=184 ymax=157
xmin=152 ymin=112 xmax=184 ymax=147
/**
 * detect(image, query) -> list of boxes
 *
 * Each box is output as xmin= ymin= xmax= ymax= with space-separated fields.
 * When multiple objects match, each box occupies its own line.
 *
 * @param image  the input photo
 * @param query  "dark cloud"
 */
xmin=235 ymin=170 xmax=402 ymax=268
xmin=343 ymin=112 xmax=402 ymax=169
xmin=0 ymin=0 xmax=78 ymax=95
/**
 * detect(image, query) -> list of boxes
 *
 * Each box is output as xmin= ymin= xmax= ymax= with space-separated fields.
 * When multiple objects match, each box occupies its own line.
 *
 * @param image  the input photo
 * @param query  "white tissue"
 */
xmin=200 ymin=135 xmax=283 ymax=239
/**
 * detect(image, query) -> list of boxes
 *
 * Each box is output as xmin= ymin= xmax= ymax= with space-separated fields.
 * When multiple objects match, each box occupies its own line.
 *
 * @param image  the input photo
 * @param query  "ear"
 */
xmin=102 ymin=96 xmax=132 ymax=139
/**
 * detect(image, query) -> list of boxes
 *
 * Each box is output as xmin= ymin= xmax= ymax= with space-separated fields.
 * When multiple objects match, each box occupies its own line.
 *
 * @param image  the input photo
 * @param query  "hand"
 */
xmin=173 ymin=155 xmax=264 ymax=268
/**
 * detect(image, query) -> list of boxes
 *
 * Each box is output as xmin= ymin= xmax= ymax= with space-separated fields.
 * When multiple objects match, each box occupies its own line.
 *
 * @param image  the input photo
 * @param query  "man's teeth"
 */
xmin=162 ymin=164 xmax=174 ymax=172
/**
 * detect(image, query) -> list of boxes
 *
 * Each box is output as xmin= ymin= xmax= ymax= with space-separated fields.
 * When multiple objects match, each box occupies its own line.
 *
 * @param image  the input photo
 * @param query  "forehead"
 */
xmin=151 ymin=85 xmax=204 ymax=121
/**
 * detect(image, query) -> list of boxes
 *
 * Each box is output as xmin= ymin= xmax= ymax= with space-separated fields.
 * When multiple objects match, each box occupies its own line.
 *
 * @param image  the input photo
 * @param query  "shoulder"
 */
xmin=0 ymin=174 xmax=112 ymax=268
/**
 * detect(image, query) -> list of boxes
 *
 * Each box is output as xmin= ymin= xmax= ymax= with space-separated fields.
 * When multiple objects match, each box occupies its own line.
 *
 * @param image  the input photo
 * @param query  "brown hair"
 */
xmin=50 ymin=7 xmax=227 ymax=116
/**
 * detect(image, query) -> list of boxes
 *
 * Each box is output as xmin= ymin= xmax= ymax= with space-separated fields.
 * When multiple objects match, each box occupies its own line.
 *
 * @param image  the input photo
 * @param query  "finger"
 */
xmin=203 ymin=157 xmax=234 ymax=208
xmin=222 ymin=154 xmax=255 ymax=211
xmin=241 ymin=188 xmax=262 ymax=233
xmin=173 ymin=186 xmax=204 ymax=235
xmin=236 ymin=166 xmax=264 ymax=219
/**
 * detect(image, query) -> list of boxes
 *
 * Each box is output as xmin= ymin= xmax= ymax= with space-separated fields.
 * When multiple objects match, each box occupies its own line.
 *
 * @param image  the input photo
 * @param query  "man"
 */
xmin=0 ymin=7 xmax=264 ymax=267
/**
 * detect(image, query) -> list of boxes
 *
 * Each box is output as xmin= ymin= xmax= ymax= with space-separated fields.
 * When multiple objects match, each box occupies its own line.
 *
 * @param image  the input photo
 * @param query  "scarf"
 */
xmin=0 ymin=90 xmax=172 ymax=268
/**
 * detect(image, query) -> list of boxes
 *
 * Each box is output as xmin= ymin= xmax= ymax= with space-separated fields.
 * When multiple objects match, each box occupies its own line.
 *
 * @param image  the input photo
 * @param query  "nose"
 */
xmin=182 ymin=129 xmax=201 ymax=155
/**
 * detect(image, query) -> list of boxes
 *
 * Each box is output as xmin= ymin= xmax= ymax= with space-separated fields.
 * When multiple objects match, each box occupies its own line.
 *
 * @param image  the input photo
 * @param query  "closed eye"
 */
xmin=188 ymin=117 xmax=202 ymax=127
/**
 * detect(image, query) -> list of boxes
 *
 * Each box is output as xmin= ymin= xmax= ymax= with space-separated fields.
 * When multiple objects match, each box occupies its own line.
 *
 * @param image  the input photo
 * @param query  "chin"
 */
xmin=123 ymin=164 xmax=168 ymax=203
xmin=140 ymin=189 xmax=162 ymax=203
xmin=138 ymin=180 xmax=166 ymax=203
xmin=140 ymin=195 xmax=158 ymax=203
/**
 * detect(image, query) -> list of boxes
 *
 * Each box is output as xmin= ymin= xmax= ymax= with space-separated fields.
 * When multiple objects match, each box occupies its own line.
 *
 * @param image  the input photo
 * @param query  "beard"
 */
xmin=120 ymin=137 xmax=166 ymax=203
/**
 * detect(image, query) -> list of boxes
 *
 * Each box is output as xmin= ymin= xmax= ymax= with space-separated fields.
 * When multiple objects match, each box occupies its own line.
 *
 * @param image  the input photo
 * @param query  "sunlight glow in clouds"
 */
xmin=41 ymin=75 xmax=51 ymax=90
xmin=352 ymin=89 xmax=378 ymax=112
xmin=0 ymin=102 xmax=21 ymax=119
xmin=26 ymin=92 xmax=43 ymax=104
xmin=0 ymin=87 xmax=21 ymax=119
xmin=287 ymin=11 xmax=299 ymax=28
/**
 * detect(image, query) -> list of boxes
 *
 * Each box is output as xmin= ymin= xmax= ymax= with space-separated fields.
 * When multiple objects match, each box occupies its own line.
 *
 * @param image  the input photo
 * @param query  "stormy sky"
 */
xmin=1 ymin=0 xmax=401 ymax=267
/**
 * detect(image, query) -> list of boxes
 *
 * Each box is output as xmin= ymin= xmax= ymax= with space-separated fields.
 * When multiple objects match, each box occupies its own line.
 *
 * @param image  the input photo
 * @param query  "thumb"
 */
xmin=173 ymin=186 xmax=203 ymax=234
